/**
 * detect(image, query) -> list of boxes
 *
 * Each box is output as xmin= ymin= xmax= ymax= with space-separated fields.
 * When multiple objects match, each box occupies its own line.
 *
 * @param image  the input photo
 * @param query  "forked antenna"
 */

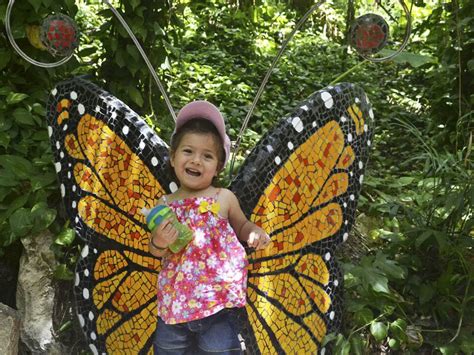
xmin=5 ymin=0 xmax=73 ymax=68
xmin=357 ymin=0 xmax=411 ymax=62
xmin=228 ymin=1 xmax=326 ymax=180
xmin=102 ymin=0 xmax=176 ymax=121
xmin=4 ymin=0 xmax=176 ymax=121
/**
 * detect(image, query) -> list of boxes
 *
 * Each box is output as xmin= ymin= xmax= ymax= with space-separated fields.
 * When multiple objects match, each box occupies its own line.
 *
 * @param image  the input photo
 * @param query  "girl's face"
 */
xmin=170 ymin=132 xmax=221 ymax=192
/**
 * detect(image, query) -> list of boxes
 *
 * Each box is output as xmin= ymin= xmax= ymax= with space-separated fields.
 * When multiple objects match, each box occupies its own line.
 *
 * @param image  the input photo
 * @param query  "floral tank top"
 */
xmin=156 ymin=194 xmax=248 ymax=324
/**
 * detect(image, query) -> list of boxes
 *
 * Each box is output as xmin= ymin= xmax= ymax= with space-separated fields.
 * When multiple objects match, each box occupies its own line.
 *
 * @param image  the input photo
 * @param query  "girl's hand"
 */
xmin=150 ymin=219 xmax=178 ymax=250
xmin=247 ymin=226 xmax=271 ymax=250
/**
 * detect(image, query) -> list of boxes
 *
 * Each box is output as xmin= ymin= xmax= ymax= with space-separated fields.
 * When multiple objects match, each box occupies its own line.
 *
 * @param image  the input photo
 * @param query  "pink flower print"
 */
xmin=172 ymin=301 xmax=183 ymax=314
xmin=163 ymin=294 xmax=172 ymax=306
xmin=194 ymin=229 xmax=206 ymax=247
xmin=195 ymin=284 xmax=207 ymax=298
xmin=181 ymin=260 xmax=193 ymax=274
xmin=219 ymin=252 xmax=227 ymax=261
xmin=206 ymin=255 xmax=218 ymax=269
xmin=188 ymin=299 xmax=202 ymax=309
xmin=217 ymin=262 xmax=241 ymax=282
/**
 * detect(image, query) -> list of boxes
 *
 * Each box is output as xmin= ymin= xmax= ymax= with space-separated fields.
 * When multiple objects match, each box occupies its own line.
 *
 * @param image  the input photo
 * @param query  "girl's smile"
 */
xmin=170 ymin=132 xmax=221 ymax=192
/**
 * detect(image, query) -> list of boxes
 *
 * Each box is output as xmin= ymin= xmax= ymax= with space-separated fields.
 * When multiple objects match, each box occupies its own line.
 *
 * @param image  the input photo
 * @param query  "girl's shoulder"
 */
xmin=215 ymin=187 xmax=237 ymax=200
xmin=216 ymin=188 xmax=239 ymax=209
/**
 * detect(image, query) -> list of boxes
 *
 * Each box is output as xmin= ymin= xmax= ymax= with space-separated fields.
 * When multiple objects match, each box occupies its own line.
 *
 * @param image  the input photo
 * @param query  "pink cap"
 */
xmin=175 ymin=100 xmax=231 ymax=166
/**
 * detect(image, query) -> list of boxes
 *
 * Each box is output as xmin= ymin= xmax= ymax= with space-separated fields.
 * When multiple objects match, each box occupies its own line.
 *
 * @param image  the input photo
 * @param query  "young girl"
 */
xmin=149 ymin=100 xmax=271 ymax=354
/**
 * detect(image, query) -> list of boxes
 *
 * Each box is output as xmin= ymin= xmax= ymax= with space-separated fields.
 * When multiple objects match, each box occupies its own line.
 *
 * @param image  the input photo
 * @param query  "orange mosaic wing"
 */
xmin=230 ymin=83 xmax=373 ymax=354
xmin=46 ymin=78 xmax=175 ymax=354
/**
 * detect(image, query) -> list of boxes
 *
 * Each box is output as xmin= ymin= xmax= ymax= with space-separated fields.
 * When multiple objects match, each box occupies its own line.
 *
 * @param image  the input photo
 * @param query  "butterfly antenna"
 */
xmin=103 ymin=0 xmax=177 ymax=121
xmin=5 ymin=0 xmax=74 ymax=68
xmin=355 ymin=0 xmax=412 ymax=63
xmin=228 ymin=0 xmax=326 ymax=180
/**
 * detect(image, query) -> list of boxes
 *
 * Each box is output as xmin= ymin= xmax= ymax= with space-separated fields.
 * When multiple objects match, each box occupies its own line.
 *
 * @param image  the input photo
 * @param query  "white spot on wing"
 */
xmin=81 ymin=245 xmax=89 ymax=258
xmin=321 ymin=91 xmax=333 ymax=108
xmin=169 ymin=182 xmax=178 ymax=192
xmin=291 ymin=117 xmax=304 ymax=133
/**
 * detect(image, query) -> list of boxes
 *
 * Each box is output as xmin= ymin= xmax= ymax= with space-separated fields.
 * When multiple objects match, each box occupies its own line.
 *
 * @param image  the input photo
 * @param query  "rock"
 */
xmin=0 ymin=303 xmax=21 ymax=355
xmin=16 ymin=231 xmax=65 ymax=354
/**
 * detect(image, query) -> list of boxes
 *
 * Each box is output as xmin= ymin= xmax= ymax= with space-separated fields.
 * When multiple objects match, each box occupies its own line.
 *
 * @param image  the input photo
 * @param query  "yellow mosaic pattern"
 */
xmin=105 ymin=301 xmax=157 ymax=353
xmin=247 ymin=118 xmax=356 ymax=353
xmin=63 ymin=111 xmax=165 ymax=352
xmin=252 ymin=121 xmax=345 ymax=233
xmin=347 ymin=104 xmax=365 ymax=135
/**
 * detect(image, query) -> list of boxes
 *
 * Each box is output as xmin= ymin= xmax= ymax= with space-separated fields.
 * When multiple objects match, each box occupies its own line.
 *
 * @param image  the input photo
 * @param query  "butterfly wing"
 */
xmin=230 ymin=83 xmax=373 ymax=354
xmin=46 ymin=78 xmax=174 ymax=354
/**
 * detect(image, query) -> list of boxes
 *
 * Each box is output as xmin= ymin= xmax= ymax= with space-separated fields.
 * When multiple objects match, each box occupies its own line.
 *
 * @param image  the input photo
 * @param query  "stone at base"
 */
xmin=0 ymin=303 xmax=20 ymax=355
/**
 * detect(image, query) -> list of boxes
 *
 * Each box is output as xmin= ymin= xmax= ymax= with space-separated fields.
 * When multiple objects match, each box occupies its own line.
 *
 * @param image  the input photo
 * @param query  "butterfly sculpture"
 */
xmin=46 ymin=77 xmax=373 ymax=354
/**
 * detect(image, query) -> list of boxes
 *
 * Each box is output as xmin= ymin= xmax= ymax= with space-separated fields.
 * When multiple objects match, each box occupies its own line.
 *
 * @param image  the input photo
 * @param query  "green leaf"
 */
xmin=54 ymin=228 xmax=76 ymax=246
xmin=13 ymin=108 xmax=35 ymax=126
xmin=129 ymin=87 xmax=144 ymax=107
xmin=380 ymin=49 xmax=437 ymax=68
xmin=321 ymin=332 xmax=338 ymax=347
xmin=0 ymin=49 xmax=11 ymax=70
xmin=334 ymin=334 xmax=351 ymax=355
xmin=0 ymin=115 xmax=13 ymax=132
xmin=130 ymin=0 xmax=141 ymax=10
xmin=374 ymin=252 xmax=405 ymax=279
xmin=31 ymin=103 xmax=46 ymax=116
xmin=0 ymin=169 xmax=20 ymax=187
xmin=4 ymin=193 xmax=30 ymax=220
xmin=0 ymin=132 xmax=10 ymax=149
xmin=9 ymin=208 xmax=33 ymax=237
xmin=26 ymin=0 xmax=42 ymax=13
xmin=370 ymin=321 xmax=388 ymax=342
xmin=353 ymin=307 xmax=373 ymax=326
xmin=31 ymin=203 xmax=56 ymax=232
xmin=53 ymin=264 xmax=74 ymax=280
xmin=439 ymin=344 xmax=458 ymax=355
xmin=418 ymin=283 xmax=435 ymax=304
xmin=434 ymin=230 xmax=447 ymax=250
xmin=0 ymin=87 xmax=11 ymax=96
xmin=460 ymin=333 xmax=474 ymax=354
xmin=30 ymin=172 xmax=57 ymax=191
xmin=415 ymin=230 xmax=433 ymax=247
xmin=390 ymin=318 xmax=407 ymax=341
xmin=350 ymin=336 xmax=365 ymax=355
xmin=366 ymin=269 xmax=389 ymax=293
xmin=388 ymin=176 xmax=414 ymax=187
xmin=467 ymin=59 xmax=474 ymax=73
xmin=6 ymin=92 xmax=28 ymax=105
xmin=0 ymin=155 xmax=34 ymax=179
xmin=388 ymin=338 xmax=400 ymax=350
xmin=126 ymin=44 xmax=140 ymax=62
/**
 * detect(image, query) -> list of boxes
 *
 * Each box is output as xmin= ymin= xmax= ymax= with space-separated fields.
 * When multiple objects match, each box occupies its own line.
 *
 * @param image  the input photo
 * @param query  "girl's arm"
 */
xmin=224 ymin=189 xmax=271 ymax=250
xmin=149 ymin=219 xmax=178 ymax=257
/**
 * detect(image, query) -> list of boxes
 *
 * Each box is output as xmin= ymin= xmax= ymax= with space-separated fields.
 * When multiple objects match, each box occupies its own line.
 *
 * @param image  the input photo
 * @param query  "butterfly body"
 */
xmin=47 ymin=78 xmax=373 ymax=354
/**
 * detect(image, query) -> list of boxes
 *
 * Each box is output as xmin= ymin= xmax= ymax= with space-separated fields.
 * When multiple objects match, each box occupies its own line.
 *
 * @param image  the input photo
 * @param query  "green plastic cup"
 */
xmin=145 ymin=205 xmax=193 ymax=253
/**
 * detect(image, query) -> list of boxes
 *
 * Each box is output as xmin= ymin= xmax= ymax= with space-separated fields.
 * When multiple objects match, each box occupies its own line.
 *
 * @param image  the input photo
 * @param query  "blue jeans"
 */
xmin=153 ymin=309 xmax=244 ymax=354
